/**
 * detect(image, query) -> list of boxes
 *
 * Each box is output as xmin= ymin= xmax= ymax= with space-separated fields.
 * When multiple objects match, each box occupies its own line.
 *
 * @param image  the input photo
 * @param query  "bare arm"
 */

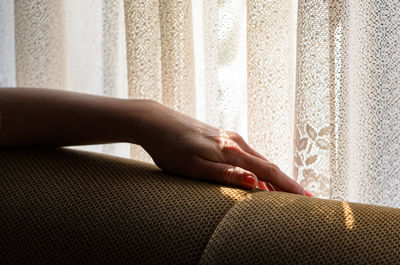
xmin=0 ymin=87 xmax=310 ymax=196
xmin=0 ymin=87 xmax=147 ymax=147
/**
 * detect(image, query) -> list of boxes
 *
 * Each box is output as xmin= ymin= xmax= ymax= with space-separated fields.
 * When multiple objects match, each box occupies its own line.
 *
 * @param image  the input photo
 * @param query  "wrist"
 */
xmin=119 ymin=99 xmax=157 ymax=146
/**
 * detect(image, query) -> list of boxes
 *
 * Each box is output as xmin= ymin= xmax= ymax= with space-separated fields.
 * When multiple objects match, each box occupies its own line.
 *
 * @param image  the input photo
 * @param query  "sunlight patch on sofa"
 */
xmin=219 ymin=187 xmax=248 ymax=201
xmin=342 ymin=201 xmax=355 ymax=230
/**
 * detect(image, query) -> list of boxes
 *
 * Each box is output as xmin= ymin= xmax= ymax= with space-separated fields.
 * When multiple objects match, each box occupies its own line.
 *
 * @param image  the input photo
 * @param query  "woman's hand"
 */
xmin=0 ymin=87 xmax=310 ymax=196
xmin=131 ymin=100 xmax=309 ymax=196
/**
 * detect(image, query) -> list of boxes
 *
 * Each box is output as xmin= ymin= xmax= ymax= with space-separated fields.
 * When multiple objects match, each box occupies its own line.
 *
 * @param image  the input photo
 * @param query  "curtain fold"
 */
xmin=247 ymin=0 xmax=297 ymax=177
xmin=1 ymin=0 xmax=400 ymax=207
xmin=14 ymin=0 xmax=65 ymax=89
xmin=295 ymin=0 xmax=331 ymax=198
xmin=329 ymin=0 xmax=400 ymax=206
xmin=0 ymin=0 xmax=16 ymax=87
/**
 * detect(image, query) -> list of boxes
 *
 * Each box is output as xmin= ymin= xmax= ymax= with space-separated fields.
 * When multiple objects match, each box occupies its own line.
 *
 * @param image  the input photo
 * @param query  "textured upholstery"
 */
xmin=200 ymin=192 xmax=400 ymax=264
xmin=0 ymin=148 xmax=250 ymax=264
xmin=1 ymin=148 xmax=400 ymax=264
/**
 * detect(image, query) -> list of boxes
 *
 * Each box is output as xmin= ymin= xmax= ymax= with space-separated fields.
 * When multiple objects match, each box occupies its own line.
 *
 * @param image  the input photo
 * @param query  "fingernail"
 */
xmin=241 ymin=175 xmax=257 ymax=189
xmin=256 ymin=180 xmax=268 ymax=191
xmin=305 ymin=190 xmax=313 ymax=197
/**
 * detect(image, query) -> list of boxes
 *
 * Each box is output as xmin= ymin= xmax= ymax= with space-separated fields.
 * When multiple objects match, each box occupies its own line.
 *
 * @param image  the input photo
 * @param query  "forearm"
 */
xmin=0 ymin=87 xmax=148 ymax=147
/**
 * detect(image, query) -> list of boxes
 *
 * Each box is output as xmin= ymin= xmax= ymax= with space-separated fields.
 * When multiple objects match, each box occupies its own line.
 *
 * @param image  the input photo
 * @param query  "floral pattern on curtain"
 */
xmin=1 ymin=0 xmax=400 ymax=208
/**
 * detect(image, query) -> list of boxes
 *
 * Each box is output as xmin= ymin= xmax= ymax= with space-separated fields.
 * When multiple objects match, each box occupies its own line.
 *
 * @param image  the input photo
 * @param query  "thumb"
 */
xmin=194 ymin=158 xmax=258 ymax=190
xmin=220 ymin=166 xmax=258 ymax=190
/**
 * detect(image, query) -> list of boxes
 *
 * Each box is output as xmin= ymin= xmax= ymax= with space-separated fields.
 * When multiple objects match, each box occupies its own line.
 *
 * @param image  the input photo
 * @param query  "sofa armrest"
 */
xmin=1 ymin=148 xmax=399 ymax=264
xmin=200 ymin=191 xmax=400 ymax=264
xmin=0 ymin=148 xmax=249 ymax=264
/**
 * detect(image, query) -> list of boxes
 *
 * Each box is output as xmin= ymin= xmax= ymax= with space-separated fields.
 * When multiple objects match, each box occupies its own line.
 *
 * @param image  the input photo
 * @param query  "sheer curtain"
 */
xmin=1 ymin=0 xmax=400 ymax=208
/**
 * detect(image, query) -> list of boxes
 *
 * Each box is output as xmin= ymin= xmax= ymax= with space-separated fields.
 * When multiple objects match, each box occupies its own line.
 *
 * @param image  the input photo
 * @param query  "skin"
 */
xmin=0 ymin=87 xmax=309 ymax=196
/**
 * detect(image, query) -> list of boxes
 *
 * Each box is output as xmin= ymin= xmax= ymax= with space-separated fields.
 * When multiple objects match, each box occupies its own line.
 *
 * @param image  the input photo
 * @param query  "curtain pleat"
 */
xmin=0 ymin=0 xmax=16 ymax=87
xmin=102 ymin=0 xmax=128 ymax=99
xmin=199 ymin=0 xmax=219 ymax=126
xmin=295 ymin=0 xmax=331 ymax=198
xmin=124 ymin=0 xmax=162 ymax=101
xmin=329 ymin=0 xmax=400 ymax=207
xmin=204 ymin=0 xmax=247 ymax=137
xmin=329 ymin=0 xmax=352 ymax=204
xmin=159 ymin=0 xmax=195 ymax=115
xmin=64 ymin=0 xmax=103 ymax=95
xmin=14 ymin=0 xmax=65 ymax=89
xmin=247 ymin=0 xmax=297 ymax=176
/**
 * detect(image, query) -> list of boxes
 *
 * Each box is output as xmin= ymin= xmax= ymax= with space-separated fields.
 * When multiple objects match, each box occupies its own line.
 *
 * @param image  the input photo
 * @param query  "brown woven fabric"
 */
xmin=0 ymin=148 xmax=249 ymax=264
xmin=2 ymin=148 xmax=400 ymax=264
xmin=200 ymin=191 xmax=400 ymax=264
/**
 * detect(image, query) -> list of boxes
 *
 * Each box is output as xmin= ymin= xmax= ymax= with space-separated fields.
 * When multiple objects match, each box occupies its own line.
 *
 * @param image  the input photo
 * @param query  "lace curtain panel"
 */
xmin=1 ymin=0 xmax=400 ymax=208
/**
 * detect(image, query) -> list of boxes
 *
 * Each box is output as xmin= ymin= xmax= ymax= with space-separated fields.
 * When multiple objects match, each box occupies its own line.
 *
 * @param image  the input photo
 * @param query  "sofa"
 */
xmin=1 ymin=147 xmax=400 ymax=264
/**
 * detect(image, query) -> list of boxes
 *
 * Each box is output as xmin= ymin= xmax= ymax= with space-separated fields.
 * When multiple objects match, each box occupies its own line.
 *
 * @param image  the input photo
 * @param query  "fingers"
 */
xmin=218 ymin=145 xmax=304 ymax=195
xmin=236 ymin=153 xmax=305 ymax=195
xmin=235 ymin=144 xmax=283 ymax=192
xmin=227 ymin=131 xmax=274 ymax=165
xmin=213 ymin=130 xmax=305 ymax=195
xmin=193 ymin=157 xmax=259 ymax=190
xmin=231 ymin=134 xmax=268 ymax=161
